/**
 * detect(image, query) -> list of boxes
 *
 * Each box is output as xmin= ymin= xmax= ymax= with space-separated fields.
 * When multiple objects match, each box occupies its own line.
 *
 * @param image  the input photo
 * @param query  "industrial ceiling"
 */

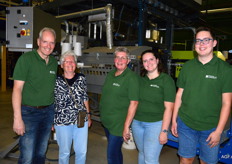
xmin=0 ymin=0 xmax=232 ymax=50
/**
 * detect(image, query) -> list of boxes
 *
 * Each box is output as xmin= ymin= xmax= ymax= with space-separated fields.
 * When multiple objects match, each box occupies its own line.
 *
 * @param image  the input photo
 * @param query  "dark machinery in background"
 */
xmin=2 ymin=0 xmax=232 ymax=163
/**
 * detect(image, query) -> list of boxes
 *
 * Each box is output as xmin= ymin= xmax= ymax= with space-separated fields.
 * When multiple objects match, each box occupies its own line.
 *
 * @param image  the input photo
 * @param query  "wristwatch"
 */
xmin=161 ymin=129 xmax=168 ymax=133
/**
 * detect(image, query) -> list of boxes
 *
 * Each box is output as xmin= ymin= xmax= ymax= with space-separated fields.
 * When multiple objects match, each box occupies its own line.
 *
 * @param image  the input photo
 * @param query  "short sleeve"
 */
xmin=13 ymin=55 xmax=29 ymax=81
xmin=128 ymin=73 xmax=139 ymax=101
xmin=176 ymin=64 xmax=186 ymax=89
xmin=222 ymin=66 xmax=232 ymax=93
xmin=164 ymin=75 xmax=176 ymax=102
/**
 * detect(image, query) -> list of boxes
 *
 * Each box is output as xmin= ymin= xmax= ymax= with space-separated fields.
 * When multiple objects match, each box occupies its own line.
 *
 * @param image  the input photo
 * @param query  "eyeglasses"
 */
xmin=195 ymin=38 xmax=213 ymax=45
xmin=114 ymin=56 xmax=128 ymax=60
xmin=63 ymin=61 xmax=76 ymax=64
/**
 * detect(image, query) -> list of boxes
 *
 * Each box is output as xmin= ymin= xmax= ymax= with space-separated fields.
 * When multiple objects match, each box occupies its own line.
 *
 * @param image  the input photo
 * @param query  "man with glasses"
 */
xmin=171 ymin=27 xmax=232 ymax=164
xmin=12 ymin=27 xmax=58 ymax=164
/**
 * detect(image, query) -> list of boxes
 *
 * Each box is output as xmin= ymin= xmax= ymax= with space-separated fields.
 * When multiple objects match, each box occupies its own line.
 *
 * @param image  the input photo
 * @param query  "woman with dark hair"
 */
xmin=131 ymin=50 xmax=176 ymax=164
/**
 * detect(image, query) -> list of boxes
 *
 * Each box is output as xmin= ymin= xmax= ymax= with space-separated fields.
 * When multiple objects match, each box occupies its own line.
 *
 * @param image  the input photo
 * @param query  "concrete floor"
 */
xmin=0 ymin=89 xmax=201 ymax=164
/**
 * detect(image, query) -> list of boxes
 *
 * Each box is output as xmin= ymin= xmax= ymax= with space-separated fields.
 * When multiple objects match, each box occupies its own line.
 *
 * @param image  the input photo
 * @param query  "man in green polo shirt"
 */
xmin=171 ymin=27 xmax=232 ymax=164
xmin=12 ymin=27 xmax=58 ymax=164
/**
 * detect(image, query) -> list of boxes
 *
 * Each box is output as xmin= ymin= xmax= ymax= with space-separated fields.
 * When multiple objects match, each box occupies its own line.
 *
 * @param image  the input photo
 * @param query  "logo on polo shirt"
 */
xmin=50 ymin=71 xmax=56 ymax=74
xmin=205 ymin=75 xmax=217 ymax=79
xmin=113 ymin=83 xmax=120 ymax=87
xmin=150 ymin=84 xmax=159 ymax=88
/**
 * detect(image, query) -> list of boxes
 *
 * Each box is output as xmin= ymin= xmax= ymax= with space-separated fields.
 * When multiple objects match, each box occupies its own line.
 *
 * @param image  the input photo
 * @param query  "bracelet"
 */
xmin=161 ymin=129 xmax=168 ymax=133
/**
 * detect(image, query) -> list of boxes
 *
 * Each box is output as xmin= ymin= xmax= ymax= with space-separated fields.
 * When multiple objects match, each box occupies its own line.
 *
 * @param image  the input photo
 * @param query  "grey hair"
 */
xmin=60 ymin=50 xmax=77 ymax=65
xmin=38 ymin=27 xmax=56 ymax=40
xmin=114 ymin=47 xmax=130 ymax=59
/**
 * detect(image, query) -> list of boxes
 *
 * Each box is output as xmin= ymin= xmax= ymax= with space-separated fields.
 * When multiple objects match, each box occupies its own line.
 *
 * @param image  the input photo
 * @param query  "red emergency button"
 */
xmin=20 ymin=29 xmax=26 ymax=36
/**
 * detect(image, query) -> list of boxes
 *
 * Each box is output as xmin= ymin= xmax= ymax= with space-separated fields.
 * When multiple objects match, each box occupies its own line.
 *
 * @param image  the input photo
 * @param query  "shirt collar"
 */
xmin=196 ymin=54 xmax=217 ymax=66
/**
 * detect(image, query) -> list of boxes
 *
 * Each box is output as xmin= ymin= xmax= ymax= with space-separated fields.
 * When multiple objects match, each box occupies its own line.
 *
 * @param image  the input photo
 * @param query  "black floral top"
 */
xmin=54 ymin=73 xmax=88 ymax=126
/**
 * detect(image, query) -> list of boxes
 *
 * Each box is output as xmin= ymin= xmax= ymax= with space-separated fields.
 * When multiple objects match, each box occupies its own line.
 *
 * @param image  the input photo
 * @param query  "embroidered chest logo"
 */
xmin=50 ymin=71 xmax=56 ymax=74
xmin=205 ymin=75 xmax=217 ymax=79
xmin=150 ymin=84 xmax=159 ymax=88
xmin=113 ymin=83 xmax=120 ymax=87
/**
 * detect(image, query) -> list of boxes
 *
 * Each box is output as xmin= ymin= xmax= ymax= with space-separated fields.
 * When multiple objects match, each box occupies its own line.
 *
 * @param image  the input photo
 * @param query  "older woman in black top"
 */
xmin=54 ymin=50 xmax=91 ymax=164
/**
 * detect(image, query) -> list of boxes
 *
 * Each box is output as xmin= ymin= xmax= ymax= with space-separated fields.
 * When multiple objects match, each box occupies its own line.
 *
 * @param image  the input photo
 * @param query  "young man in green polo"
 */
xmin=171 ymin=27 xmax=232 ymax=164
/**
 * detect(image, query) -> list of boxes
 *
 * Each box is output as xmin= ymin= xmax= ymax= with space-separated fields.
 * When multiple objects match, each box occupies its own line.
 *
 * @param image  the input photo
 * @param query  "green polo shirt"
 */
xmin=100 ymin=68 xmax=139 ymax=136
xmin=13 ymin=49 xmax=58 ymax=106
xmin=177 ymin=55 xmax=232 ymax=131
xmin=134 ymin=73 xmax=176 ymax=122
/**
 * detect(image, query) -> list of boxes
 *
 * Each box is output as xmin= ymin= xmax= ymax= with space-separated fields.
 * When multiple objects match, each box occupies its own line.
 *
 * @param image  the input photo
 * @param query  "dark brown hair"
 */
xmin=195 ymin=27 xmax=216 ymax=40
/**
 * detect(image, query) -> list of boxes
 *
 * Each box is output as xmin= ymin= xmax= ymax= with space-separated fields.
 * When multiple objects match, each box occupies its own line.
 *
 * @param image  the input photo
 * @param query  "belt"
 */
xmin=22 ymin=104 xmax=50 ymax=109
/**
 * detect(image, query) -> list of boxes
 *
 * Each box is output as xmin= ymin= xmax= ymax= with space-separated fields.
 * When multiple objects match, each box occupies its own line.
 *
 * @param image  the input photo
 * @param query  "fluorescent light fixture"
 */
xmin=201 ymin=8 xmax=232 ymax=14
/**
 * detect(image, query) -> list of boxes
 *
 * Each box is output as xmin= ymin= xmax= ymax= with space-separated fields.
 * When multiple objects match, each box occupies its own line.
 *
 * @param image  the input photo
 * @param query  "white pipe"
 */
xmin=88 ymin=23 xmax=91 ymax=38
xmin=64 ymin=21 xmax=69 ymax=43
xmin=56 ymin=6 xmax=106 ymax=19
xmin=100 ymin=22 xmax=102 ymax=39
xmin=56 ymin=4 xmax=113 ymax=49
xmin=64 ymin=21 xmax=69 ymax=34
xmin=106 ymin=4 xmax=113 ymax=49
xmin=94 ymin=23 xmax=97 ymax=39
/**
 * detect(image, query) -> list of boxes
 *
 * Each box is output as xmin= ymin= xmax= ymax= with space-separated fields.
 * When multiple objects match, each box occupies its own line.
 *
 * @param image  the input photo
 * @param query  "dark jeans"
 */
xmin=104 ymin=128 xmax=124 ymax=164
xmin=18 ymin=104 xmax=54 ymax=164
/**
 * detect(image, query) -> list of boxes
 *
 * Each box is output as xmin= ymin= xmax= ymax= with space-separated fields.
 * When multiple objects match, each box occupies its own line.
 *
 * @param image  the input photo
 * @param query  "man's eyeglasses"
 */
xmin=195 ymin=38 xmax=213 ymax=45
xmin=115 ymin=56 xmax=128 ymax=60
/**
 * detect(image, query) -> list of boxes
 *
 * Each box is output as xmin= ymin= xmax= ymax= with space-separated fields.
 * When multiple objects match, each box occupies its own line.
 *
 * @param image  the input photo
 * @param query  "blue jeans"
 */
xmin=18 ymin=104 xmax=54 ymax=164
xmin=104 ymin=128 xmax=124 ymax=164
xmin=177 ymin=117 xmax=219 ymax=164
xmin=55 ymin=121 xmax=88 ymax=164
xmin=131 ymin=119 xmax=163 ymax=164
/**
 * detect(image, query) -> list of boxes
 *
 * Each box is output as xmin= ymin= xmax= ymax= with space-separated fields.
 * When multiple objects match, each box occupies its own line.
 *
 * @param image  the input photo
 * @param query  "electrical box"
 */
xmin=6 ymin=6 xmax=61 ymax=52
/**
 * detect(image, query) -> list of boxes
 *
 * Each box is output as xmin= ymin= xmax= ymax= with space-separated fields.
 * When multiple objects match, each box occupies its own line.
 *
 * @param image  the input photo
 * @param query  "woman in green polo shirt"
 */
xmin=131 ymin=50 xmax=176 ymax=164
xmin=100 ymin=47 xmax=139 ymax=164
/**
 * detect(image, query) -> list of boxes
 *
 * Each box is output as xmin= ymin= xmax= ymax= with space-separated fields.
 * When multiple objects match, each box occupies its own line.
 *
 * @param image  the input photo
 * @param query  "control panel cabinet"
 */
xmin=6 ymin=6 xmax=60 ymax=52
